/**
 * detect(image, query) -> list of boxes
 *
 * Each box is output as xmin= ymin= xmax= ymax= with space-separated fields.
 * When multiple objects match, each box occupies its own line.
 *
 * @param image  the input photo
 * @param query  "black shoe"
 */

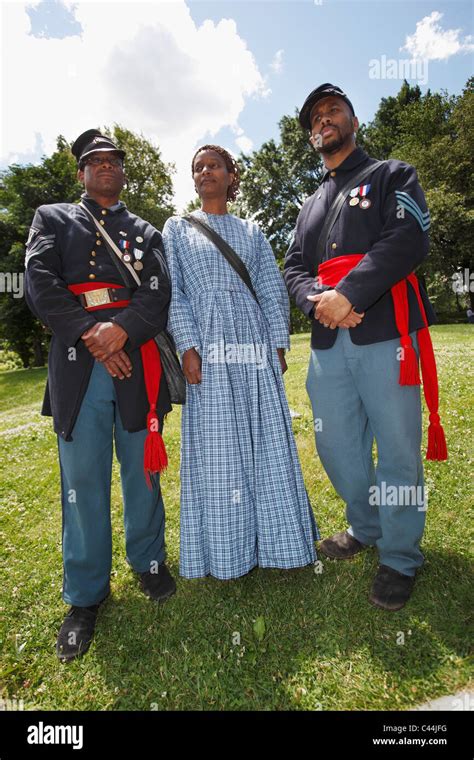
xmin=318 ymin=530 xmax=368 ymax=560
xmin=369 ymin=564 xmax=416 ymax=611
xmin=56 ymin=599 xmax=106 ymax=662
xmin=139 ymin=563 xmax=176 ymax=602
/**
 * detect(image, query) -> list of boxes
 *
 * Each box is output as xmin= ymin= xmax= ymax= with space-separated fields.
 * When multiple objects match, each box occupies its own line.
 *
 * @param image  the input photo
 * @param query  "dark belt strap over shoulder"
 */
xmin=315 ymin=160 xmax=384 ymax=262
xmin=182 ymin=214 xmax=258 ymax=302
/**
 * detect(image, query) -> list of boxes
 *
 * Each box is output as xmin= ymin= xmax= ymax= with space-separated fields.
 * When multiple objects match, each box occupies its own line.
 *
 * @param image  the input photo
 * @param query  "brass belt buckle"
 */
xmin=84 ymin=288 xmax=111 ymax=308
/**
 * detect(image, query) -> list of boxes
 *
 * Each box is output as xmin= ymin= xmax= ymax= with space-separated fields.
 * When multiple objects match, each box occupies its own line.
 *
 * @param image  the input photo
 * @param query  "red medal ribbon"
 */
xmin=317 ymin=256 xmax=447 ymax=461
xmin=69 ymin=281 xmax=168 ymax=484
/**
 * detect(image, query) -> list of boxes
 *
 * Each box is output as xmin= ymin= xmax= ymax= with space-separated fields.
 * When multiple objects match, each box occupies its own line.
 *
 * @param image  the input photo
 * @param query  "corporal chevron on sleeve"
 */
xmin=395 ymin=191 xmax=430 ymax=232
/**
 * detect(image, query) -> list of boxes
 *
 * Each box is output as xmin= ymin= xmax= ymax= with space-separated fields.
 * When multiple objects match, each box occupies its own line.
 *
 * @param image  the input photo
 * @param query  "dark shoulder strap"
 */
xmin=182 ymin=214 xmax=258 ymax=302
xmin=315 ymin=160 xmax=384 ymax=262
xmin=79 ymin=201 xmax=136 ymax=288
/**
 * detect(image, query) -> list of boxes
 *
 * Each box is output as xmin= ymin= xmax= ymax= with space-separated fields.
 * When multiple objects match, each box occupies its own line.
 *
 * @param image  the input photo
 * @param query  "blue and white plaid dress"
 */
xmin=162 ymin=211 xmax=319 ymax=579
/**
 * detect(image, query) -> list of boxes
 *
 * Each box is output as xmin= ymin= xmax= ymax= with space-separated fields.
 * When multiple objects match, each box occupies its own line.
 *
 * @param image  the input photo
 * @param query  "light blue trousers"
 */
xmin=306 ymin=329 xmax=426 ymax=576
xmin=58 ymin=361 xmax=166 ymax=606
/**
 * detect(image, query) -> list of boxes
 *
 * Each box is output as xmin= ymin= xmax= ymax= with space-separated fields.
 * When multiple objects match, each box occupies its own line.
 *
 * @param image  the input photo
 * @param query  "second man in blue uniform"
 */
xmin=284 ymin=84 xmax=447 ymax=611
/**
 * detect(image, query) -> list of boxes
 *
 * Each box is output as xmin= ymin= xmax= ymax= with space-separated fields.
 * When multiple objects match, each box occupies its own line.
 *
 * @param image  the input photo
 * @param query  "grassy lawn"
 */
xmin=0 ymin=325 xmax=472 ymax=711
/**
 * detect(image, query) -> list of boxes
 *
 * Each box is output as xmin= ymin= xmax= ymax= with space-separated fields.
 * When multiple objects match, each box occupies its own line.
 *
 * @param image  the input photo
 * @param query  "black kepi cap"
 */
xmin=299 ymin=83 xmax=355 ymax=130
xmin=71 ymin=129 xmax=126 ymax=165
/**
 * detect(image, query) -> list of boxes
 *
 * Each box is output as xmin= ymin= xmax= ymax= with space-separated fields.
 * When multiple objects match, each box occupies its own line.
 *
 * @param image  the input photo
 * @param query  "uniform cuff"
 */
xmin=334 ymin=283 xmax=362 ymax=313
xmin=50 ymin=312 xmax=97 ymax=348
xmin=113 ymin=310 xmax=165 ymax=349
xmin=303 ymin=298 xmax=316 ymax=318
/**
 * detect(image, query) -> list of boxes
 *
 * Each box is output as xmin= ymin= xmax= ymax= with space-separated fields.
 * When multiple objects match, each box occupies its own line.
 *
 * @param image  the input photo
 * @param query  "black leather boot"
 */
xmin=56 ymin=599 xmax=106 ymax=662
xmin=369 ymin=565 xmax=416 ymax=611
xmin=139 ymin=563 xmax=176 ymax=602
xmin=318 ymin=530 xmax=368 ymax=559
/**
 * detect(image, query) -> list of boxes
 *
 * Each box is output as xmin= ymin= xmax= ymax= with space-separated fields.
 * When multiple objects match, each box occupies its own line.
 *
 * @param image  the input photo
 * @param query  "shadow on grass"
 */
xmin=82 ymin=544 xmax=472 ymax=711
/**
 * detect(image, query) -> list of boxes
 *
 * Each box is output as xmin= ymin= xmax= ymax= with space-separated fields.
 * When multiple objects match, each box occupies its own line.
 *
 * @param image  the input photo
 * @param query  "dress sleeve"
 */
xmin=253 ymin=228 xmax=290 ymax=350
xmin=162 ymin=218 xmax=201 ymax=354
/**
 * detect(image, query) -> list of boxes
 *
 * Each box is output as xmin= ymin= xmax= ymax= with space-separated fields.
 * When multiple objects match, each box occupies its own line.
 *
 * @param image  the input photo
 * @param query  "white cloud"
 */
xmin=235 ymin=134 xmax=253 ymax=153
xmin=270 ymin=48 xmax=284 ymax=74
xmin=231 ymin=125 xmax=252 ymax=154
xmin=401 ymin=11 xmax=474 ymax=61
xmin=0 ymin=0 xmax=269 ymax=210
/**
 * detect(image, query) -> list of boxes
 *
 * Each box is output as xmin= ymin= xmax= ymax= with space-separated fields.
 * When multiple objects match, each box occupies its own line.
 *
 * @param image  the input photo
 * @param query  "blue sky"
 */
xmin=188 ymin=0 xmax=473 ymax=150
xmin=2 ymin=0 xmax=472 ymax=208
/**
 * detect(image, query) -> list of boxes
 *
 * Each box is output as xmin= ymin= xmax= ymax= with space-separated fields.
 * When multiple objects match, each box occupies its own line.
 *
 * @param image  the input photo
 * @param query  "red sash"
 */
xmin=317 ymin=256 xmax=448 ymax=461
xmin=69 ymin=281 xmax=168 ymax=485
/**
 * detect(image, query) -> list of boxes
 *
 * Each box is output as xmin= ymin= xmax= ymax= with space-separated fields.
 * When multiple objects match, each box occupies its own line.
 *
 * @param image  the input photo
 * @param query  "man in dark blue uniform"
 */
xmin=25 ymin=129 xmax=176 ymax=661
xmin=284 ymin=85 xmax=447 ymax=610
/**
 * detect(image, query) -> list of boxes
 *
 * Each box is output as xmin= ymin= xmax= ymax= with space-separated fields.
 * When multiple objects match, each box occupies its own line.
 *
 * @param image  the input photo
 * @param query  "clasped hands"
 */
xmin=307 ymin=290 xmax=364 ymax=329
xmin=81 ymin=322 xmax=132 ymax=380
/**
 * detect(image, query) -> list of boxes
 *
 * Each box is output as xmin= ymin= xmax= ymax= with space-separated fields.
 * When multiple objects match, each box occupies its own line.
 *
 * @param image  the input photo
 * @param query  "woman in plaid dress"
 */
xmin=162 ymin=145 xmax=319 ymax=579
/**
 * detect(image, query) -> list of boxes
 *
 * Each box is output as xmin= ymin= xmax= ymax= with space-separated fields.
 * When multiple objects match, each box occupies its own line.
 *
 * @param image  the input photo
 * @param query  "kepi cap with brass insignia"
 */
xmin=71 ymin=129 xmax=126 ymax=166
xmin=299 ymin=83 xmax=355 ymax=130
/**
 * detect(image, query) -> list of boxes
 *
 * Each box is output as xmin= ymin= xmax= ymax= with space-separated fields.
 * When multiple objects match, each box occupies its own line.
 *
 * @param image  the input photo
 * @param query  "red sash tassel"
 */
xmin=391 ymin=278 xmax=421 ymax=386
xmin=317 ymin=256 xmax=447 ymax=461
xmin=69 ymin=281 xmax=168 ymax=484
xmin=407 ymin=274 xmax=448 ymax=461
xmin=140 ymin=339 xmax=168 ymax=486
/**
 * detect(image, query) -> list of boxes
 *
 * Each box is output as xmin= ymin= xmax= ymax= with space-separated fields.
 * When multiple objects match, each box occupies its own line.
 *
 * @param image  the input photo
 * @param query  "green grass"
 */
xmin=0 ymin=325 xmax=472 ymax=711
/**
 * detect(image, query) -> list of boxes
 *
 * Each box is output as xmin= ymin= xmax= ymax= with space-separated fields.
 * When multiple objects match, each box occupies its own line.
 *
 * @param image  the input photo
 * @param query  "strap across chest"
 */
xmin=315 ymin=160 xmax=384 ymax=262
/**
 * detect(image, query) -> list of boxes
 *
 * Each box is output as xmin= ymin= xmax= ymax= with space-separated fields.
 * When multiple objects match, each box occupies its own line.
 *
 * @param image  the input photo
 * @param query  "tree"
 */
xmin=236 ymin=113 xmax=322 ymax=331
xmin=357 ymin=80 xmax=423 ymax=159
xmin=390 ymin=80 xmax=474 ymax=312
xmin=237 ymin=79 xmax=473 ymax=327
xmin=0 ymin=136 xmax=79 ymax=367
xmin=0 ymin=128 xmax=176 ymax=366
xmin=104 ymin=125 xmax=175 ymax=231
xmin=184 ymin=196 xmax=202 ymax=213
